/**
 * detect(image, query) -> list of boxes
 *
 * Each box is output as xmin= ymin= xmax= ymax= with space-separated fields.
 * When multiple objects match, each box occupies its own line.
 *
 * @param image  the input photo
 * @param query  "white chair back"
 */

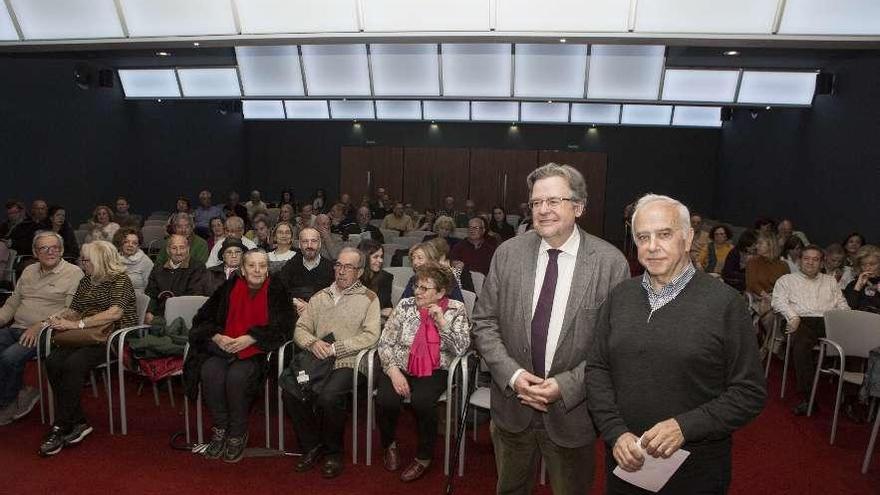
xmin=470 ymin=271 xmax=485 ymax=297
xmin=165 ymin=295 xmax=209 ymax=329
xmin=347 ymin=233 xmax=362 ymax=246
xmin=405 ymin=230 xmax=432 ymax=238
xmin=369 ymin=219 xmax=383 ymax=228
xmin=386 ymin=267 xmax=414 ymax=286
xmin=136 ymin=292 xmax=150 ymax=325
xmin=74 ymin=230 xmax=88 ymax=245
xmin=382 ymin=244 xmax=405 ymax=267
xmin=824 ymin=309 xmax=880 ymax=359
xmin=462 ymin=290 xmax=476 ymax=315
xmin=141 ymin=226 xmax=166 ymax=248
xmin=395 ymin=236 xmax=421 ymax=249
xmin=391 ymin=284 xmax=405 ymax=306
xmin=380 ymin=229 xmax=400 ymax=241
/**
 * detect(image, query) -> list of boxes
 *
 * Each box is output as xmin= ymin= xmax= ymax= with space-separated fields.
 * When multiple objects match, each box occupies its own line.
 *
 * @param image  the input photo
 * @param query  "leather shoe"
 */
xmin=294 ymin=445 xmax=325 ymax=472
xmin=400 ymin=459 xmax=430 ymax=482
xmin=383 ymin=443 xmax=400 ymax=471
xmin=321 ymin=454 xmax=344 ymax=479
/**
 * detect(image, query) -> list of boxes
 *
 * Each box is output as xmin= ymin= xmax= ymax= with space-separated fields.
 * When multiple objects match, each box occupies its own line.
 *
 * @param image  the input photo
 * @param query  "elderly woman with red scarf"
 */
xmin=183 ymin=249 xmax=293 ymax=463
xmin=376 ymin=263 xmax=471 ymax=482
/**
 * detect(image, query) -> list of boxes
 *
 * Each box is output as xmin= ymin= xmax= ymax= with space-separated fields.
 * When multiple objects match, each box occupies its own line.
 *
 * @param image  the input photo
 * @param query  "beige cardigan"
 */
xmin=294 ymin=281 xmax=381 ymax=370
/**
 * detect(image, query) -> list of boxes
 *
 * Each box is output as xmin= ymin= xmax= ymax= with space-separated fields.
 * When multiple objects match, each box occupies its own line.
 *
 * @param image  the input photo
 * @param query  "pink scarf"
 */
xmin=407 ymin=297 xmax=449 ymax=377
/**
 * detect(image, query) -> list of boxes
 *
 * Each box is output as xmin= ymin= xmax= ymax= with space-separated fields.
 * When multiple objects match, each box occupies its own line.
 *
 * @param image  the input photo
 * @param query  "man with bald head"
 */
xmin=144 ymin=234 xmax=210 ymax=324
xmin=586 ymin=193 xmax=765 ymax=494
xmin=344 ymin=206 xmax=384 ymax=243
xmin=279 ymin=227 xmax=334 ymax=317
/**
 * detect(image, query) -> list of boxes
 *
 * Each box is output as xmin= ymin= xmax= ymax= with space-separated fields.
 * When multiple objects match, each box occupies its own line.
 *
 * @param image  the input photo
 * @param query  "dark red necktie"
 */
xmin=531 ymin=249 xmax=560 ymax=377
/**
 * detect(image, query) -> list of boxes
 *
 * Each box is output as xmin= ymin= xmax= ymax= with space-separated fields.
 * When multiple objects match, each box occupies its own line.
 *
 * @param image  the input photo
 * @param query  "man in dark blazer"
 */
xmin=472 ymin=163 xmax=629 ymax=494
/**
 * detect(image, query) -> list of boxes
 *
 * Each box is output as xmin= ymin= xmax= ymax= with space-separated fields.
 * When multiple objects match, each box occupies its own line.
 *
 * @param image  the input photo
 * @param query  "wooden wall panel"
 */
xmin=402 ymin=148 xmax=470 ymax=210
xmin=340 ymin=146 xmax=403 ymax=203
xmin=537 ymin=150 xmax=607 ymax=237
xmin=469 ymin=149 xmax=539 ymax=214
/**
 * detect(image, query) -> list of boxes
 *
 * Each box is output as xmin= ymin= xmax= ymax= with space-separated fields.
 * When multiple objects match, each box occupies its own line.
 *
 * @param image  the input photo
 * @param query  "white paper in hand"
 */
xmin=612 ymin=434 xmax=690 ymax=493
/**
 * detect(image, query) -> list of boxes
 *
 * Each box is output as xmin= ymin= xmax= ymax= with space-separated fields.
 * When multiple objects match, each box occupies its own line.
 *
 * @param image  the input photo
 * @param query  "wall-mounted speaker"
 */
xmin=815 ymin=72 xmax=836 ymax=95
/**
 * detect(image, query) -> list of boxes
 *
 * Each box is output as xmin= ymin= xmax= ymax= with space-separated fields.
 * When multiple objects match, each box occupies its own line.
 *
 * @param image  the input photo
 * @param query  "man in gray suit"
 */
xmin=472 ymin=163 xmax=629 ymax=494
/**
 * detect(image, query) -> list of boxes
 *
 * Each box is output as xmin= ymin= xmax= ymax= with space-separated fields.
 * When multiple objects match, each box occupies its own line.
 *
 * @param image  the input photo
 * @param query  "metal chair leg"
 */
xmin=152 ymin=383 xmax=161 ymax=406
xmin=830 ymin=357 xmax=847 ymax=445
xmin=807 ymin=345 xmax=824 ymax=416
xmin=264 ymin=376 xmax=271 ymax=449
xmin=167 ymin=380 xmax=175 ymax=408
xmin=863 ymin=398 xmax=880 ymax=474
xmin=90 ymin=371 xmax=99 ymax=398
xmin=366 ymin=351 xmax=375 ymax=466
xmin=781 ymin=333 xmax=792 ymax=399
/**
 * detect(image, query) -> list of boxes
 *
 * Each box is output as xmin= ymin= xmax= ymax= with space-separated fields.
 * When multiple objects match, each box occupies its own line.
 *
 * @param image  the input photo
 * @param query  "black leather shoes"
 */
xmin=39 ymin=426 xmax=66 ymax=457
xmin=295 ymin=444 xmax=325 ymax=472
xmin=204 ymin=427 xmax=227 ymax=459
xmin=321 ymin=454 xmax=344 ymax=479
xmin=223 ymin=432 xmax=248 ymax=463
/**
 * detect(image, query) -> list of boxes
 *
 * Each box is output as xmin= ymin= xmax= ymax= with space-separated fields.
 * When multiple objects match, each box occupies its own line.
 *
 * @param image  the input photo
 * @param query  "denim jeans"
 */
xmin=0 ymin=326 xmax=37 ymax=408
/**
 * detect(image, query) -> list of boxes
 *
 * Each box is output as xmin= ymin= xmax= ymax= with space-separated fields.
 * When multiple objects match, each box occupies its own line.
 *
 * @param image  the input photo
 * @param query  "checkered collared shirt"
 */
xmin=641 ymin=263 xmax=696 ymax=320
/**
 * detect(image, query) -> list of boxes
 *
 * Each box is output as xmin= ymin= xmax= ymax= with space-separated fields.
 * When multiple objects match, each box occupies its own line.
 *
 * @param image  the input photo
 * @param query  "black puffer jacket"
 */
xmin=183 ymin=275 xmax=293 ymax=400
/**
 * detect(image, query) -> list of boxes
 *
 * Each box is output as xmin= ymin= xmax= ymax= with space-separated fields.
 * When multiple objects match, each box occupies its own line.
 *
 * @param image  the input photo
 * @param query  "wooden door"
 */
xmin=402 ymin=148 xmax=470 ymax=210
xmin=537 ymin=151 xmax=607 ymax=237
xmin=469 ymin=149 xmax=539 ymax=214
xmin=340 ymin=146 xmax=404 ymax=203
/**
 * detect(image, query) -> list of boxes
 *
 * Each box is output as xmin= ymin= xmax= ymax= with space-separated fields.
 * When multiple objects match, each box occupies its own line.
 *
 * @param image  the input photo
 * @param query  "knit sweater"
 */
xmin=745 ymin=256 xmax=789 ymax=295
xmin=294 ymin=281 xmax=381 ymax=370
xmin=585 ymin=272 xmax=766 ymax=454
xmin=378 ymin=296 xmax=471 ymax=373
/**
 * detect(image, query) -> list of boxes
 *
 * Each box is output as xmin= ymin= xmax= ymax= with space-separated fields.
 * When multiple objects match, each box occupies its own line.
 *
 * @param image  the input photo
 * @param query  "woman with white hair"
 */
xmin=39 ymin=241 xmax=137 ymax=457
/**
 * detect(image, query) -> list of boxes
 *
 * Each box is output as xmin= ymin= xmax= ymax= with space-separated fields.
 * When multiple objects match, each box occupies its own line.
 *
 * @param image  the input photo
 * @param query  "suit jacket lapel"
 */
xmin=556 ymin=229 xmax=596 ymax=353
xmin=519 ymin=232 xmax=541 ymax=345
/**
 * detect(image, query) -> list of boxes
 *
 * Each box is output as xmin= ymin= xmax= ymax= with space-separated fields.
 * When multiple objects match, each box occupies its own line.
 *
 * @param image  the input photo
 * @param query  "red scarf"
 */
xmin=407 ymin=297 xmax=449 ymax=377
xmin=224 ymin=277 xmax=269 ymax=359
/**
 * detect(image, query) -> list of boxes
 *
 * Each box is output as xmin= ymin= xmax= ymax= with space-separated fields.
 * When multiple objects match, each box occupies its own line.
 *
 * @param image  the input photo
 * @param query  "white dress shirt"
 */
xmin=771 ymin=272 xmax=849 ymax=322
xmin=510 ymin=227 xmax=581 ymax=386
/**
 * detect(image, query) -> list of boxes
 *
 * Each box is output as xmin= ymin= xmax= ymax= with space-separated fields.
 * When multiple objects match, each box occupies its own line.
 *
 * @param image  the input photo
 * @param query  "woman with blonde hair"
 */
xmin=39 ymin=241 xmax=138 ymax=456
xmin=745 ymin=232 xmax=789 ymax=347
xmin=85 ymin=205 xmax=120 ymax=243
xmin=400 ymin=239 xmax=468 ymax=302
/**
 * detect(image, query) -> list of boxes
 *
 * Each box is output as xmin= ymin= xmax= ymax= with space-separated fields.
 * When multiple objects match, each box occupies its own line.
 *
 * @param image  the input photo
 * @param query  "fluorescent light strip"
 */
xmin=118 ymin=69 xmax=181 ymax=98
xmin=243 ymin=100 xmax=285 ymax=119
xmin=284 ymin=100 xmax=329 ymax=119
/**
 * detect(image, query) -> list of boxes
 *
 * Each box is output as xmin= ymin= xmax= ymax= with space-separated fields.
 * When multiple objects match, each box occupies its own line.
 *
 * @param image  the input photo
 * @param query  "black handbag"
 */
xmin=279 ymin=334 xmax=336 ymax=402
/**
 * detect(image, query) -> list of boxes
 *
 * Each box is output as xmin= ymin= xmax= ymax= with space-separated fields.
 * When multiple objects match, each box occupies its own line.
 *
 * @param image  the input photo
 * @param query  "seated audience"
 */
xmin=84 ymin=205 xmax=119 ymax=244
xmin=402 ymin=239 xmax=466 ymax=302
xmin=382 ymin=202 xmax=415 ymax=235
xmin=267 ymin=222 xmax=296 ymax=275
xmin=278 ymin=227 xmax=334 ymax=314
xmin=40 ymin=240 xmax=137 ymax=456
xmin=184 ymin=249 xmax=291 ymax=463
xmin=754 ymin=217 xmax=776 ymax=234
xmin=143 ymin=234 xmax=209 ymax=324
xmin=824 ymin=243 xmax=855 ymax=289
xmin=450 ymin=217 xmax=496 ymax=276
xmin=278 ymin=204 xmax=295 ymax=225
xmin=277 ymin=189 xmax=295 ymax=209
xmin=843 ymin=232 xmax=866 ymax=267
xmin=337 ymin=193 xmax=356 ymax=221
xmin=415 ymin=209 xmax=437 ymax=232
xmin=206 ymin=216 xmax=256 ymax=268
xmin=157 ymin=213 xmax=210 ymax=267
xmin=376 ymin=263 xmax=470 ymax=482
xmin=207 ymin=238 xmax=245 ymax=294
xmin=311 ymin=188 xmax=327 ymax=213
xmin=771 ymin=245 xmax=849 ymax=416
xmin=698 ymin=223 xmax=734 ymax=276
xmin=314 ymin=214 xmax=340 ymax=260
xmin=721 ymin=230 xmax=757 ymax=292
xmin=284 ymin=247 xmax=381 ymax=478
xmin=437 ymin=196 xmax=456 ymax=220
xmin=358 ymin=239 xmax=393 ymax=318
xmin=0 ymin=232 xmax=82 ymax=425
xmin=843 ymin=245 xmax=880 ymax=314
xmin=328 ymin=203 xmax=352 ymax=236
xmin=244 ymin=190 xmax=267 ymax=220
xmin=746 ymin=232 xmax=789 ymax=333
xmin=782 ymin=236 xmax=805 ymax=275
xmin=296 ymin=203 xmax=316 ymax=231
xmin=371 ymin=189 xmax=391 ymax=219
xmin=113 ymin=227 xmax=153 ymax=293
xmin=344 ymin=206 xmax=384 ymax=243
xmin=113 ymin=197 xmax=142 ymax=230
xmin=245 ymin=217 xmax=272 ymax=251
xmin=487 ymin=206 xmax=515 ymax=242
xmin=223 ymin=191 xmax=249 ymax=227
xmin=47 ymin=205 xmax=80 ymax=258
xmin=423 ymin=215 xmax=458 ymax=249
xmin=0 ymin=200 xmax=26 ymax=241
xmin=206 ymin=217 xmax=226 ymax=251
xmin=193 ymin=190 xmax=224 ymax=239
xmin=777 ymin=218 xmax=809 ymax=246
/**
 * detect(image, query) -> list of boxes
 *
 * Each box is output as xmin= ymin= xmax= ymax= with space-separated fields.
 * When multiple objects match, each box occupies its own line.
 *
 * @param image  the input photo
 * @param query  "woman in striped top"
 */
xmin=39 ymin=241 xmax=137 ymax=457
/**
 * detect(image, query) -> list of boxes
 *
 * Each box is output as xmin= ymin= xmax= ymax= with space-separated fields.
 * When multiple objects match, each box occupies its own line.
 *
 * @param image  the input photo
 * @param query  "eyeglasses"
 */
xmin=334 ymin=262 xmax=360 ymax=272
xmin=413 ymin=284 xmax=437 ymax=293
xmin=468 ymin=225 xmax=485 ymax=231
xmin=36 ymin=246 xmax=61 ymax=254
xmin=528 ymin=197 xmax=575 ymax=210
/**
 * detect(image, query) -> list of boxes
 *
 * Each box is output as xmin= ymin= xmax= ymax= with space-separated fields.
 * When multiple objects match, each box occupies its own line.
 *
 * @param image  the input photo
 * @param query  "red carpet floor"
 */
xmin=1 ymin=362 xmax=878 ymax=494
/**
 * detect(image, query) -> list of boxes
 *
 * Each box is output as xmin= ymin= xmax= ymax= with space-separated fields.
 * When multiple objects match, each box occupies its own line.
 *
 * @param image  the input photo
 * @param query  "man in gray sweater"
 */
xmin=585 ymin=194 xmax=766 ymax=494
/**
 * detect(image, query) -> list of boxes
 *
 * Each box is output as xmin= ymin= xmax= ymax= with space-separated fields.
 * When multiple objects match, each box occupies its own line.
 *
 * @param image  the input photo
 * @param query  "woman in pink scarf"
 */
xmin=377 ymin=263 xmax=471 ymax=482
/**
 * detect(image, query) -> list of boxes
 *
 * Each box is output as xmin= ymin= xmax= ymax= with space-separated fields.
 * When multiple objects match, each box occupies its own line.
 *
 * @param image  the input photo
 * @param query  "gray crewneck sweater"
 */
xmin=585 ymin=271 xmax=766 ymax=452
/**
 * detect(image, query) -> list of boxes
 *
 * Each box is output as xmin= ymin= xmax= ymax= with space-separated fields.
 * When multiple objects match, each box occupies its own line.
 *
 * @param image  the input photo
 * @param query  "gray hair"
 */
xmin=338 ymin=246 xmax=365 ymax=269
xmin=630 ymin=193 xmax=691 ymax=241
xmin=526 ymin=163 xmax=588 ymax=206
xmin=32 ymin=230 xmax=64 ymax=255
xmin=225 ymin=216 xmax=244 ymax=230
xmin=242 ymin=248 xmax=269 ymax=265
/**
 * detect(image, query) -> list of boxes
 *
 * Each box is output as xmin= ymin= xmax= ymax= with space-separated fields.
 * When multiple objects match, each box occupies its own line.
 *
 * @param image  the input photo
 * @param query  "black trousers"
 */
xmin=283 ymin=367 xmax=363 ymax=455
xmin=604 ymin=443 xmax=731 ymax=495
xmin=200 ymin=356 xmax=260 ymax=437
xmin=792 ymin=316 xmax=825 ymax=396
xmin=375 ymin=368 xmax=448 ymax=460
xmin=45 ymin=344 xmax=106 ymax=430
